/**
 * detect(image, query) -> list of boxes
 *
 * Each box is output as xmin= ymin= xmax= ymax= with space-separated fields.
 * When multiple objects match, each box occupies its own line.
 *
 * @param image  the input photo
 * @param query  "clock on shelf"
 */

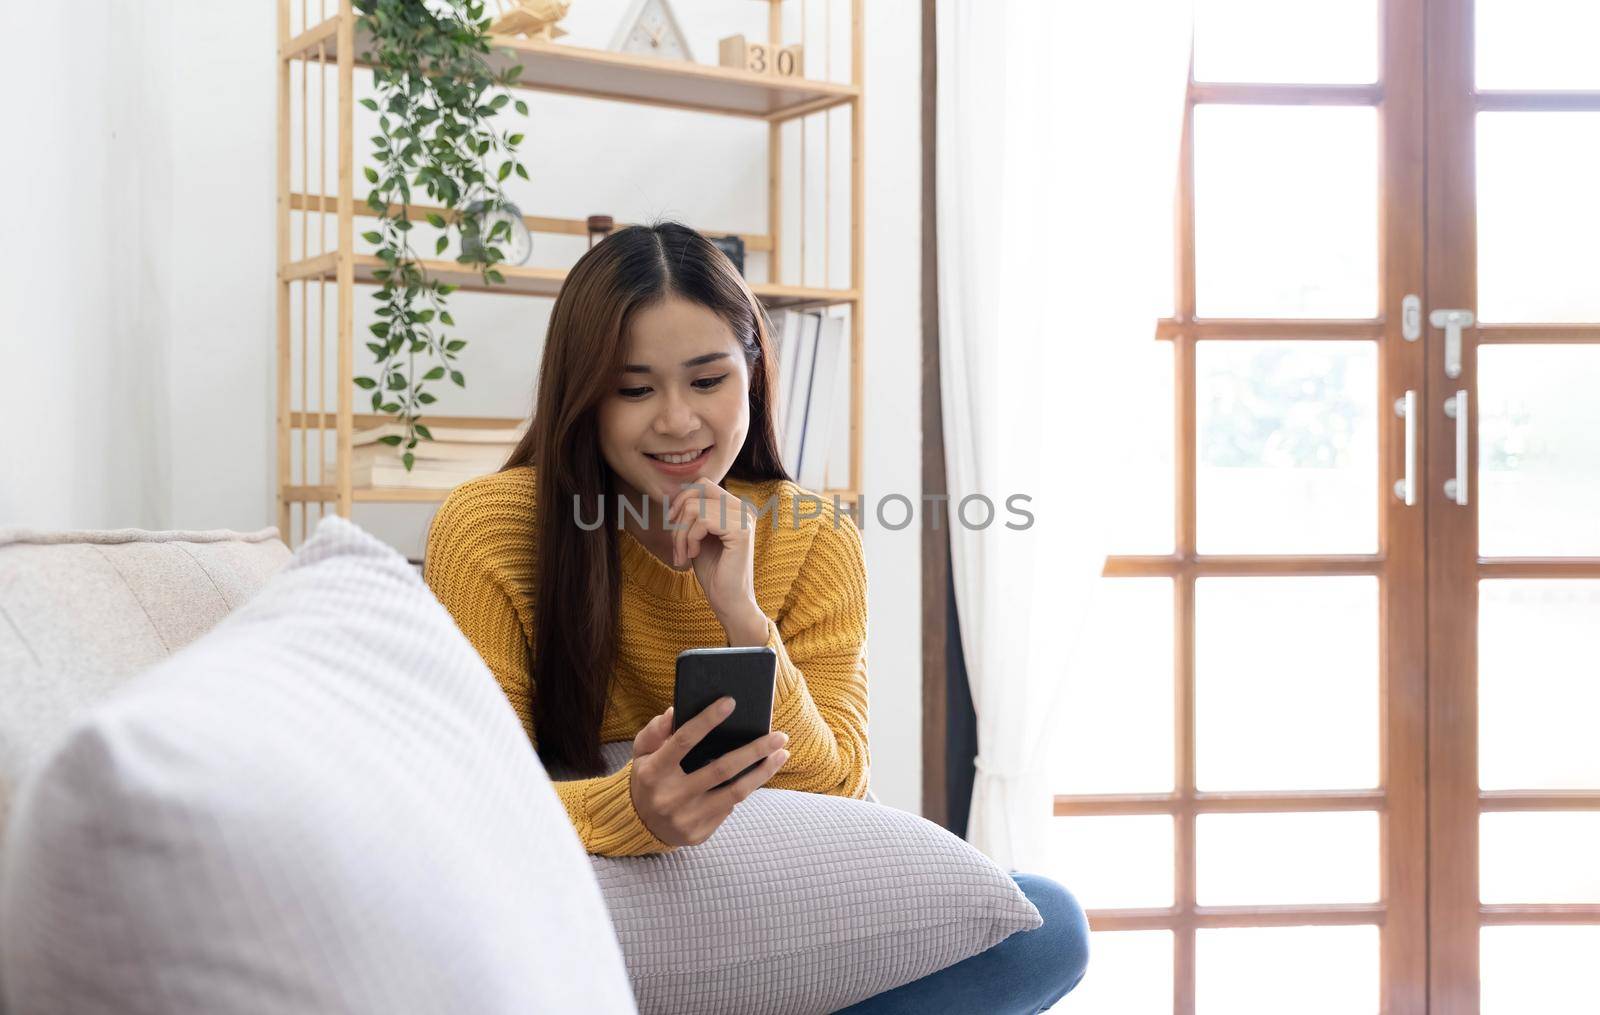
xmin=460 ymin=196 xmax=534 ymax=266
xmin=609 ymin=0 xmax=695 ymax=63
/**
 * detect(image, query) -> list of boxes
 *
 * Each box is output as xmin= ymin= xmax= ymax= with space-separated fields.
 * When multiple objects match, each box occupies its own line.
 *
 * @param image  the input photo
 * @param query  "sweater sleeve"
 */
xmin=423 ymin=489 xmax=678 ymax=857
xmin=760 ymin=509 xmax=872 ymax=799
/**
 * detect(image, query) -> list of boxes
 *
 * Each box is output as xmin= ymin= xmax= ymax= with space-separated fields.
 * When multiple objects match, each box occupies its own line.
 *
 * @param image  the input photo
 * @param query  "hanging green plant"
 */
xmin=354 ymin=0 xmax=531 ymax=470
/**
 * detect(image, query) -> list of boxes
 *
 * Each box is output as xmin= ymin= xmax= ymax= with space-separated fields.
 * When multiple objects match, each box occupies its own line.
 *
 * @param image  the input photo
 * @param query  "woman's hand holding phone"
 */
xmin=629 ymin=696 xmax=790 ymax=847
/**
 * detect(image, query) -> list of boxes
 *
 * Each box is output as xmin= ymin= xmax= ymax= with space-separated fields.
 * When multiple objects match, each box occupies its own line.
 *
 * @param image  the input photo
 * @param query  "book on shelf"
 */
xmin=351 ymin=462 xmax=500 ymax=490
xmin=822 ymin=313 xmax=852 ymax=492
xmin=779 ymin=309 xmax=820 ymax=469
xmin=771 ymin=309 xmax=851 ymax=494
xmin=348 ymin=419 xmax=524 ymax=489
xmin=776 ymin=309 xmax=804 ymax=461
xmin=799 ymin=314 xmax=847 ymax=491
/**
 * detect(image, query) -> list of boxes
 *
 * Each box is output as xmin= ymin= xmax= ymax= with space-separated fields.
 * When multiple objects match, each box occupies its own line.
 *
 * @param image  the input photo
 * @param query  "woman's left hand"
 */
xmin=669 ymin=476 xmax=766 ymax=644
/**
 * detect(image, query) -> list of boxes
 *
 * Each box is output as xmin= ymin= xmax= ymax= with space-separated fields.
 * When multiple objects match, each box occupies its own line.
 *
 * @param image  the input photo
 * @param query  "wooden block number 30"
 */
xmin=718 ymin=35 xmax=804 ymax=78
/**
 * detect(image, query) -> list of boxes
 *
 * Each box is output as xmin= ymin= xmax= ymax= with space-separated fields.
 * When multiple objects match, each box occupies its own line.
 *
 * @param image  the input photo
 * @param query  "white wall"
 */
xmin=0 ymin=0 xmax=923 ymax=816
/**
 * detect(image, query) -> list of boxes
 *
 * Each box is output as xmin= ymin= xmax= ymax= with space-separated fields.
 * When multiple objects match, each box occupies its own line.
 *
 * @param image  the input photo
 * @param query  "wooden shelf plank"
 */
xmin=281 ymin=19 xmax=858 ymax=120
xmin=280 ymin=18 xmax=338 ymax=61
xmin=280 ymin=253 xmax=857 ymax=308
xmin=288 ymin=411 xmax=528 ymax=431
xmin=289 ymin=194 xmax=775 ymax=253
xmin=473 ymin=33 xmax=858 ymax=120
xmin=285 ymin=482 xmax=861 ymax=506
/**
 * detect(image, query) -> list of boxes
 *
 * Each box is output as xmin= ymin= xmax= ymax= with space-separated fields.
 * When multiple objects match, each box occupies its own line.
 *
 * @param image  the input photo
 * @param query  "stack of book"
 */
xmin=351 ymin=420 xmax=526 ymax=490
xmin=772 ymin=308 xmax=851 ymax=491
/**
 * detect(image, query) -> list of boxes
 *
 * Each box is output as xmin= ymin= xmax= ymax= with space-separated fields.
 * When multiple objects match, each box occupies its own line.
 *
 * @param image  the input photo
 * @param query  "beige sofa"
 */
xmin=0 ymin=521 xmax=1041 ymax=1015
xmin=0 ymin=525 xmax=293 ymax=838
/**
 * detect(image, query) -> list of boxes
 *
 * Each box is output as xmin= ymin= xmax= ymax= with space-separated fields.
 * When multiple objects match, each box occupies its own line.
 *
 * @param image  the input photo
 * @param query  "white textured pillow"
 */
xmin=551 ymin=742 xmax=1044 ymax=1015
xmin=0 ymin=515 xmax=636 ymax=1015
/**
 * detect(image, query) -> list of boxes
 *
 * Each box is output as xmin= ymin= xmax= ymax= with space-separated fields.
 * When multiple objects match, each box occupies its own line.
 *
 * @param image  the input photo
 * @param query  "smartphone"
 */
xmin=673 ymin=645 xmax=778 ymax=789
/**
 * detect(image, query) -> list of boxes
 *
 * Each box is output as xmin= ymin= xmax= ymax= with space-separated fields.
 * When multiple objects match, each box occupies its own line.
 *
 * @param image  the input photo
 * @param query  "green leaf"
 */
xmin=378 ymin=434 xmax=404 ymax=446
xmin=508 ymin=133 xmax=524 ymax=146
xmin=370 ymin=322 xmax=390 ymax=337
xmin=366 ymin=342 xmax=386 ymax=357
xmin=362 ymin=231 xmax=383 ymax=244
xmin=364 ymin=166 xmax=379 ymax=183
xmin=450 ymin=370 xmax=465 ymax=387
xmin=425 ymin=213 xmax=447 ymax=228
xmin=417 ymin=391 xmax=437 ymax=404
xmin=360 ymin=98 xmax=379 ymax=111
xmin=353 ymin=375 xmax=377 ymax=390
xmin=513 ymin=162 xmax=528 ymax=180
xmin=423 ymin=366 xmax=445 ymax=381
xmin=381 ymin=401 xmax=401 ymax=413
xmin=415 ymin=423 xmax=433 ymax=440
xmin=370 ymin=391 xmax=383 ymax=410
xmin=439 ymin=312 xmax=455 ymax=326
xmin=484 ymin=268 xmax=505 ymax=284
xmin=445 ymin=339 xmax=466 ymax=352
xmin=436 ymin=235 xmax=448 ymax=254
xmin=414 ymin=309 xmax=435 ymax=323
xmin=488 ymin=94 xmax=509 ymax=110
xmin=514 ymin=99 xmax=528 ymax=116
xmin=497 ymin=161 xmax=512 ymax=181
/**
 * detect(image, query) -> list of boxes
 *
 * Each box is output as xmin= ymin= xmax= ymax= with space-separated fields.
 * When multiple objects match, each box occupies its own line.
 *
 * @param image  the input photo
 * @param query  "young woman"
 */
xmin=423 ymin=221 xmax=1088 ymax=1012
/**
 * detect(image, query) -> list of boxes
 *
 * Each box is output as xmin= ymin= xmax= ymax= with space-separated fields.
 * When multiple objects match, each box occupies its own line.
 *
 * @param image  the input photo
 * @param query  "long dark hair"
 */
xmin=499 ymin=221 xmax=791 ymax=775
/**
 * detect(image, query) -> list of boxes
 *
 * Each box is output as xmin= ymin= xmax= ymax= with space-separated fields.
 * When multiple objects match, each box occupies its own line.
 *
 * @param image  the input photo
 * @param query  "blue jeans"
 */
xmin=834 ymin=872 xmax=1090 ymax=1014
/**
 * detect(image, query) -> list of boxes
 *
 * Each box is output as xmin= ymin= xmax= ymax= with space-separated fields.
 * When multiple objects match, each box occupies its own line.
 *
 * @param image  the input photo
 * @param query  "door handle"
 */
xmin=1429 ymin=308 xmax=1474 ymax=379
xmin=1393 ymin=389 xmax=1417 ymax=506
xmin=1443 ymin=389 xmax=1468 ymax=506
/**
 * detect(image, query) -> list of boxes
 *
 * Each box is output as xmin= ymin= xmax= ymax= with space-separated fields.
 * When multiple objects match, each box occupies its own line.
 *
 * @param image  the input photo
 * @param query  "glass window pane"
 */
xmin=1196 ymin=926 xmax=1378 ymax=1015
xmin=1196 ymin=577 xmax=1379 ymax=792
xmin=1481 ymin=812 xmax=1600 ymax=904
xmin=1194 ymin=105 xmax=1378 ymax=319
xmin=1477 ymin=113 xmax=1600 ymax=323
xmin=1476 ymin=0 xmax=1600 ymax=90
xmin=1043 ymin=816 xmax=1174 ymax=910
xmin=1050 ymin=930 xmax=1171 ymax=1014
xmin=1480 ymin=580 xmax=1600 ymax=790
xmin=1481 ymin=926 xmax=1600 ymax=1015
xmin=1196 ymin=341 xmax=1379 ymax=554
xmin=1054 ymin=578 xmax=1174 ymax=794
xmin=1193 ymin=0 xmax=1378 ymax=84
xmin=1196 ymin=811 xmax=1379 ymax=906
xmin=1106 ymin=340 xmax=1175 ymax=555
xmin=1478 ymin=347 xmax=1600 ymax=556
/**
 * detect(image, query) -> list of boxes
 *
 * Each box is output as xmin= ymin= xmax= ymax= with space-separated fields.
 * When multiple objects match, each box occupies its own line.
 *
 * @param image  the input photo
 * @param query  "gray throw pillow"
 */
xmin=548 ymin=742 xmax=1042 ymax=1015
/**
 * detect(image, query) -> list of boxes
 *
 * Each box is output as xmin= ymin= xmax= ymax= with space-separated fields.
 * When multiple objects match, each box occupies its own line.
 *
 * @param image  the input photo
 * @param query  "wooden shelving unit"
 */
xmin=276 ymin=0 xmax=864 ymax=545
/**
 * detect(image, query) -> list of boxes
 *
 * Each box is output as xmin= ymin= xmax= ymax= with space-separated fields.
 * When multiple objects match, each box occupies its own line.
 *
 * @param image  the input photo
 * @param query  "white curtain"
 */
xmin=935 ymin=0 xmax=1193 ymax=872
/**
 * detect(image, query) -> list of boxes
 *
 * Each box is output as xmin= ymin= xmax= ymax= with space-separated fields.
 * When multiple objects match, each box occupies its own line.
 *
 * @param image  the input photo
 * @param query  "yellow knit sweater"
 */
xmin=422 ymin=465 xmax=871 ymax=857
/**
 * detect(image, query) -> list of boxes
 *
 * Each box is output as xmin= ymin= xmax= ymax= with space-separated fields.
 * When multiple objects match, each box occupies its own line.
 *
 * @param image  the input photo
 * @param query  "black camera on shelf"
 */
xmin=711 ymin=234 xmax=745 ymax=276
